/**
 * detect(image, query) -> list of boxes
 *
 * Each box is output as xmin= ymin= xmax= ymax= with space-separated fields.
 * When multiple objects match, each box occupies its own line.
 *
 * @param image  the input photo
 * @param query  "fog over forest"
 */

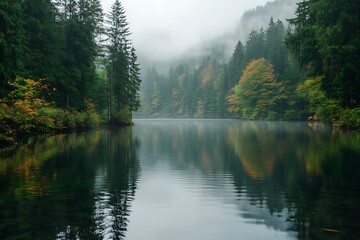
xmin=101 ymin=0 xmax=294 ymax=68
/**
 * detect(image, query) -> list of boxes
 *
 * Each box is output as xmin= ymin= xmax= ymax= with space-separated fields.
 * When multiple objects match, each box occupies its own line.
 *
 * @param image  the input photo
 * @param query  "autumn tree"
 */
xmin=228 ymin=58 xmax=285 ymax=120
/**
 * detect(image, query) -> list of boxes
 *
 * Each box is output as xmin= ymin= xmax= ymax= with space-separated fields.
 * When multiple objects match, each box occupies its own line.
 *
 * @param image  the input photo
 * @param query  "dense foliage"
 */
xmin=138 ymin=1 xmax=360 ymax=129
xmin=228 ymin=58 xmax=285 ymax=120
xmin=0 ymin=0 xmax=141 ymax=146
xmin=286 ymin=0 xmax=360 ymax=127
xmin=137 ymin=18 xmax=307 ymax=120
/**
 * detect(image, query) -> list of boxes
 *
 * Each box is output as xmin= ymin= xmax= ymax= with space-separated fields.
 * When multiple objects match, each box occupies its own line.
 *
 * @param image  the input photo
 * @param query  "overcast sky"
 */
xmin=100 ymin=0 xmax=271 ymax=60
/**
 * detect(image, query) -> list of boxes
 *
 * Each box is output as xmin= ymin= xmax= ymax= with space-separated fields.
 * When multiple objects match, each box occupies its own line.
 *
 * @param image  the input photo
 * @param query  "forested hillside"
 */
xmin=0 ymin=0 xmax=141 ymax=145
xmin=137 ymin=18 xmax=302 ymax=119
xmin=137 ymin=0 xmax=360 ymax=129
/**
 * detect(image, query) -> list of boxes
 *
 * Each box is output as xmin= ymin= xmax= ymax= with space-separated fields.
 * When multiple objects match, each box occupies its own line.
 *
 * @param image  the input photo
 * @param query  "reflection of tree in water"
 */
xmin=0 ymin=128 xmax=140 ymax=240
xmin=93 ymin=127 xmax=140 ymax=239
xmin=228 ymin=121 xmax=360 ymax=239
xmin=135 ymin=120 xmax=360 ymax=239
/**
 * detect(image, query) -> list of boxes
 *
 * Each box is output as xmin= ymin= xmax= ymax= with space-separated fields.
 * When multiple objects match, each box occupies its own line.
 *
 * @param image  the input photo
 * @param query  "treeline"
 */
xmin=0 ymin=0 xmax=141 ymax=145
xmin=138 ymin=0 xmax=360 ymax=129
xmin=138 ymin=18 xmax=305 ymax=119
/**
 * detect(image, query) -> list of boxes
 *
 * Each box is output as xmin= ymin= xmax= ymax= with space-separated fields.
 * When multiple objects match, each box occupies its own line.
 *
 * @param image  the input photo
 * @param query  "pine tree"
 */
xmin=22 ymin=0 xmax=58 ymax=80
xmin=246 ymin=29 xmax=266 ymax=62
xmin=287 ymin=0 xmax=360 ymax=107
xmin=0 ymin=0 xmax=25 ymax=96
xmin=50 ymin=0 xmax=103 ymax=108
xmin=128 ymin=47 xmax=141 ymax=111
xmin=286 ymin=0 xmax=322 ymax=75
xmin=265 ymin=18 xmax=287 ymax=79
xmin=105 ymin=0 xmax=141 ymax=120
xmin=227 ymin=41 xmax=246 ymax=88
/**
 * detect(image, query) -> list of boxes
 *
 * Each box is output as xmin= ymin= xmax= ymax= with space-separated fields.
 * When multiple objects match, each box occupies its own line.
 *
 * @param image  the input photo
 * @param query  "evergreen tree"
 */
xmin=105 ymin=0 xmax=140 ymax=120
xmin=265 ymin=18 xmax=287 ymax=79
xmin=151 ymin=80 xmax=160 ymax=113
xmin=22 ymin=0 xmax=58 ymax=80
xmin=286 ymin=0 xmax=322 ymax=75
xmin=227 ymin=41 xmax=246 ymax=88
xmin=51 ymin=0 xmax=103 ymax=108
xmin=246 ymin=29 xmax=266 ymax=62
xmin=0 ymin=0 xmax=25 ymax=96
xmin=287 ymin=0 xmax=360 ymax=107
xmin=128 ymin=47 xmax=141 ymax=111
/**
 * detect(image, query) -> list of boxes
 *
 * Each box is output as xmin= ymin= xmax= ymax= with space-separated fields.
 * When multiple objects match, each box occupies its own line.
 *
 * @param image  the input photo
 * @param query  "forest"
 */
xmin=0 ymin=0 xmax=141 ymax=146
xmin=1 ymin=0 xmax=360 ymax=146
xmin=137 ymin=0 xmax=360 ymax=129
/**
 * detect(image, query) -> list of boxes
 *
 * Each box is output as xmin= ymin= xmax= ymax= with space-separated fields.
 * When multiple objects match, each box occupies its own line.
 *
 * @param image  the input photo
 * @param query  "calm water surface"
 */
xmin=0 ymin=119 xmax=359 ymax=239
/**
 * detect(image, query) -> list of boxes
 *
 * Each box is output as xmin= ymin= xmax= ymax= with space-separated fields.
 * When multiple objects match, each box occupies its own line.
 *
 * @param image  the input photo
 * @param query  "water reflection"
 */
xmin=132 ymin=120 xmax=360 ymax=240
xmin=1 ymin=120 xmax=360 ymax=240
xmin=0 ymin=128 xmax=140 ymax=240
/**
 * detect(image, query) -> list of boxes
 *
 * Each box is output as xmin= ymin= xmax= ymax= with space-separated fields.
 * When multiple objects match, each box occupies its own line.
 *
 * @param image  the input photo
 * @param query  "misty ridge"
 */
xmin=136 ymin=0 xmax=300 ymax=119
xmin=139 ymin=0 xmax=298 ymax=72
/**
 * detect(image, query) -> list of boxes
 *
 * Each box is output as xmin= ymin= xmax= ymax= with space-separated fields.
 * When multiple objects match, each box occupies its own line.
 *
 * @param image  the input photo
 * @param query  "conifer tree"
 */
xmin=22 ymin=0 xmax=58 ymax=80
xmin=0 ymin=0 xmax=25 ymax=96
xmin=227 ymin=41 xmax=246 ymax=88
xmin=266 ymin=18 xmax=287 ymax=79
xmin=246 ymin=29 xmax=266 ymax=62
xmin=287 ymin=0 xmax=360 ymax=107
xmin=105 ymin=0 xmax=141 ymax=119
xmin=128 ymin=47 xmax=141 ymax=111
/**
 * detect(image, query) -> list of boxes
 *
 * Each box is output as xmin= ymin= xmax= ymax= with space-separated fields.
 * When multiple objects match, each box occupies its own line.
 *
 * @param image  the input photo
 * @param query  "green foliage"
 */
xmin=0 ymin=0 xmax=25 ymax=95
xmin=246 ymin=29 xmax=266 ymax=62
xmin=297 ymin=76 xmax=360 ymax=129
xmin=228 ymin=58 xmax=285 ymax=120
xmin=0 ymin=0 xmax=140 ymax=139
xmin=110 ymin=106 xmax=133 ymax=126
xmin=3 ymin=77 xmax=56 ymax=134
xmin=287 ymin=0 xmax=360 ymax=107
xmin=297 ymin=76 xmax=340 ymax=121
xmin=0 ymin=77 xmax=101 ymax=146
xmin=335 ymin=108 xmax=360 ymax=129
xmin=137 ymin=18 xmax=302 ymax=120
xmin=105 ymin=0 xmax=141 ymax=118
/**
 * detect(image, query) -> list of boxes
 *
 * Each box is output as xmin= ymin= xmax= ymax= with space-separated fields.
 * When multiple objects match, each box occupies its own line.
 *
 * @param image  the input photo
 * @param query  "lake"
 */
xmin=0 ymin=119 xmax=359 ymax=239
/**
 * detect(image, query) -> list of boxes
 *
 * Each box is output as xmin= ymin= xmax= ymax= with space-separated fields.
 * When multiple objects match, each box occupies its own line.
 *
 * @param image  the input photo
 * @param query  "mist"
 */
xmin=101 ymin=0 xmax=270 ymax=62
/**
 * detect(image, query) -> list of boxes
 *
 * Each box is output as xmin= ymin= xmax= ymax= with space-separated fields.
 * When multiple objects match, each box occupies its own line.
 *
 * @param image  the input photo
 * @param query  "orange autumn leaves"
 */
xmin=227 ymin=58 xmax=285 ymax=120
xmin=0 ymin=77 xmax=101 ymax=146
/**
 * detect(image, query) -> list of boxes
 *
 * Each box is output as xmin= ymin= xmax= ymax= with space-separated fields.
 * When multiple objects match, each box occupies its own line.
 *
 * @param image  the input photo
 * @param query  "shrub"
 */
xmin=110 ymin=106 xmax=132 ymax=125
xmin=334 ymin=108 xmax=360 ymax=129
xmin=0 ymin=78 xmax=102 ymax=146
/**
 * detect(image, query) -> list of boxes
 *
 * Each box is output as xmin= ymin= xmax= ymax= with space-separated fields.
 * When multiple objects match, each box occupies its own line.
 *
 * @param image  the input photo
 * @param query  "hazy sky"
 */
xmin=101 ymin=0 xmax=270 ymax=60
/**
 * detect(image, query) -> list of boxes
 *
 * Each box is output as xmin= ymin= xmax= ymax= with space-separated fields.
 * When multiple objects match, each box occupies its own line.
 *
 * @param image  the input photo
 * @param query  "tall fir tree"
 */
xmin=22 ymin=0 xmax=58 ymax=80
xmin=245 ymin=29 xmax=266 ymax=62
xmin=105 ymin=0 xmax=140 ymax=120
xmin=0 ymin=0 xmax=25 ymax=96
xmin=265 ymin=18 xmax=287 ymax=79
xmin=128 ymin=47 xmax=141 ymax=111
xmin=51 ymin=0 xmax=102 ymax=108
xmin=227 ymin=41 xmax=246 ymax=88
xmin=287 ymin=0 xmax=360 ymax=107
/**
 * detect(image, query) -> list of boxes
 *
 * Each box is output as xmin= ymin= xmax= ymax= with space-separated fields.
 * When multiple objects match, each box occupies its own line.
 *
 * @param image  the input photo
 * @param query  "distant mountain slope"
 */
xmin=234 ymin=0 xmax=298 ymax=42
xmin=181 ymin=0 xmax=299 ymax=63
xmin=140 ymin=0 xmax=299 ymax=72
